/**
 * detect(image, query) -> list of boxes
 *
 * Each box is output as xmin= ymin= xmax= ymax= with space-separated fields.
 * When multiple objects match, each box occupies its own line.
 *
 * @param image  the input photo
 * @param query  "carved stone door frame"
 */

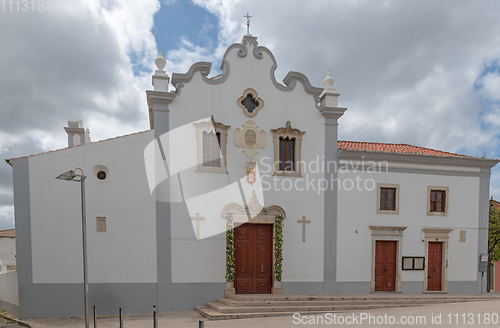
xmin=222 ymin=195 xmax=285 ymax=296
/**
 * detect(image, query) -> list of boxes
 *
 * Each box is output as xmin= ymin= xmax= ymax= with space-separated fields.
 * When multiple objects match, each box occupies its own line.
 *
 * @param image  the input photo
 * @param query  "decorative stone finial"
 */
xmin=155 ymin=51 xmax=167 ymax=72
xmin=323 ymin=70 xmax=334 ymax=89
xmin=319 ymin=70 xmax=339 ymax=103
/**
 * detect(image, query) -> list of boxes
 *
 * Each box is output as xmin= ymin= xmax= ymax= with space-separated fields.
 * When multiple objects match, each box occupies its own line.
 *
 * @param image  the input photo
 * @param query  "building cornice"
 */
xmin=146 ymin=90 xmax=176 ymax=110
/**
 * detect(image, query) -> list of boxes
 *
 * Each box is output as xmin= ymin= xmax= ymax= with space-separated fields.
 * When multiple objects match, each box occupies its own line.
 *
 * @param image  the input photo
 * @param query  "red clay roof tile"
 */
xmin=0 ymin=229 xmax=15 ymax=238
xmin=338 ymin=140 xmax=484 ymax=159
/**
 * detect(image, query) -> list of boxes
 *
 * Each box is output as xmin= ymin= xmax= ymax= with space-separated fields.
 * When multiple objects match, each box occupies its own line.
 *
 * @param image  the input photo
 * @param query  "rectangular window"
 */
xmin=380 ymin=187 xmax=396 ymax=210
xmin=430 ymin=190 xmax=446 ymax=212
xmin=279 ymin=137 xmax=295 ymax=171
xmin=203 ymin=132 xmax=221 ymax=167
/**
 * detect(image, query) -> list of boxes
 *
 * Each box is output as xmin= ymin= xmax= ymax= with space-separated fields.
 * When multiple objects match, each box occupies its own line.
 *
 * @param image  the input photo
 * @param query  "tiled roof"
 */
xmin=338 ymin=140 xmax=491 ymax=160
xmin=490 ymin=198 xmax=500 ymax=211
xmin=0 ymin=229 xmax=15 ymax=238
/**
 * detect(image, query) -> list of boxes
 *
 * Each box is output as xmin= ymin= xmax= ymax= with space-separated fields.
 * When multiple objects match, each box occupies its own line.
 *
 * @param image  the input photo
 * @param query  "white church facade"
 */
xmin=5 ymin=34 xmax=498 ymax=319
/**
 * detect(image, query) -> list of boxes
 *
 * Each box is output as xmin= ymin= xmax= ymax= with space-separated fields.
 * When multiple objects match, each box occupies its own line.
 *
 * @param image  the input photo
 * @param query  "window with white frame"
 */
xmin=427 ymin=186 xmax=449 ymax=216
xmin=377 ymin=183 xmax=400 ymax=215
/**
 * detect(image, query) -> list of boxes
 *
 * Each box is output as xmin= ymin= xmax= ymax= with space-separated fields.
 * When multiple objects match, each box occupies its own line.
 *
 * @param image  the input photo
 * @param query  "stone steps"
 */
xmin=207 ymin=301 xmax=421 ymax=314
xmin=196 ymin=306 xmax=328 ymax=320
xmin=227 ymin=294 xmax=496 ymax=302
xmin=216 ymin=297 xmax=472 ymax=308
xmin=196 ymin=294 xmax=500 ymax=321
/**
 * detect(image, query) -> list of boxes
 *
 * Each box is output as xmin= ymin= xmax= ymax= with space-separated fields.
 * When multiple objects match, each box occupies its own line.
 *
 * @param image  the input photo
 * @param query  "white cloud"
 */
xmin=3 ymin=0 xmax=500 ymax=230
xmin=0 ymin=206 xmax=14 ymax=231
xmin=0 ymin=0 xmax=161 ymax=229
xmin=189 ymin=0 xmax=500 ymax=158
xmin=0 ymin=132 xmax=22 ymax=154
xmin=165 ymin=36 xmax=219 ymax=74
xmin=478 ymin=71 xmax=500 ymax=102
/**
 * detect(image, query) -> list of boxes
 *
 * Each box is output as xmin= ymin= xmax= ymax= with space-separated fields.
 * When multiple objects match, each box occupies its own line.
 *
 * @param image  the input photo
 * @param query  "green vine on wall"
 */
xmin=274 ymin=214 xmax=284 ymax=281
xmin=226 ymin=213 xmax=235 ymax=282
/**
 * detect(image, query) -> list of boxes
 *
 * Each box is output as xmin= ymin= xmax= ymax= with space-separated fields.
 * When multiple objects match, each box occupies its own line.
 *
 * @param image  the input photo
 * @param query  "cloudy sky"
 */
xmin=1 ymin=0 xmax=500 ymax=230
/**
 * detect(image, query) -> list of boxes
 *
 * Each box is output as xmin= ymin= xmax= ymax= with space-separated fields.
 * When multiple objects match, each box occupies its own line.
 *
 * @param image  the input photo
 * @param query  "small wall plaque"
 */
xmin=96 ymin=217 xmax=106 ymax=232
xmin=459 ymin=230 xmax=466 ymax=242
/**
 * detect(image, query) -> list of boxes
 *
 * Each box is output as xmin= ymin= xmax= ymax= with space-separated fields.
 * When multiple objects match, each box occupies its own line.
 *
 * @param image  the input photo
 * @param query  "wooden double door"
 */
xmin=374 ymin=241 xmax=397 ymax=292
xmin=234 ymin=223 xmax=273 ymax=294
xmin=427 ymin=242 xmax=443 ymax=291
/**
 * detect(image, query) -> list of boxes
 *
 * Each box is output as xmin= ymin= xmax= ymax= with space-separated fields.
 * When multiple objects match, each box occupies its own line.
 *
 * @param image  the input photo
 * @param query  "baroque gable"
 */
xmin=168 ymin=35 xmax=322 ymax=102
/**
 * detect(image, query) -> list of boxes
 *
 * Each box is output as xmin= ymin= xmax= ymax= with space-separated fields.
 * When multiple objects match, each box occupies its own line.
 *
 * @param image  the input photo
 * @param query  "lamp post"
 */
xmin=55 ymin=168 xmax=89 ymax=328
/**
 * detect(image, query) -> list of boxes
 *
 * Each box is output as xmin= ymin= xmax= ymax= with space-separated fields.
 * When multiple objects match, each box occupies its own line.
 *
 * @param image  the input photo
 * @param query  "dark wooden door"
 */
xmin=234 ymin=224 xmax=273 ymax=294
xmin=374 ymin=241 xmax=397 ymax=291
xmin=427 ymin=242 xmax=443 ymax=291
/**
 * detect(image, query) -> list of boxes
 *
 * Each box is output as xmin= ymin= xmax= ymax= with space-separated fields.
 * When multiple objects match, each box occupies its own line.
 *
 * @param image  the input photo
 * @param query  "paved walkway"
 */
xmin=21 ymin=298 xmax=500 ymax=328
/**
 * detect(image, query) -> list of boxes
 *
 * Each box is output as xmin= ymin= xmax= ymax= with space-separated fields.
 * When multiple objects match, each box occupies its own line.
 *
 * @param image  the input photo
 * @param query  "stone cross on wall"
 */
xmin=297 ymin=216 xmax=311 ymax=242
xmin=191 ymin=213 xmax=205 ymax=240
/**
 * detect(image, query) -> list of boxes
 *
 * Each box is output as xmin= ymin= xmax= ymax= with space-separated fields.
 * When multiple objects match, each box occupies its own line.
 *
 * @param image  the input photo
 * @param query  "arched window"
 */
xmin=203 ymin=131 xmax=221 ymax=167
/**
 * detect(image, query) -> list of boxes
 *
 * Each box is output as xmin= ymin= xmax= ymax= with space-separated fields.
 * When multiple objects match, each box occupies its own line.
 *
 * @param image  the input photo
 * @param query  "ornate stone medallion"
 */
xmin=245 ymin=129 xmax=257 ymax=147
xmin=234 ymin=120 xmax=267 ymax=158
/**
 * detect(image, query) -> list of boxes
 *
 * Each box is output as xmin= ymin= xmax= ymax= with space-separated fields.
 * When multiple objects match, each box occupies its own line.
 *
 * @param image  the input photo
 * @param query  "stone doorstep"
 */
xmin=206 ymin=301 xmax=426 ymax=314
xmin=196 ymin=306 xmax=340 ymax=321
xmin=227 ymin=294 xmax=500 ymax=302
xmin=216 ymin=297 xmax=473 ymax=307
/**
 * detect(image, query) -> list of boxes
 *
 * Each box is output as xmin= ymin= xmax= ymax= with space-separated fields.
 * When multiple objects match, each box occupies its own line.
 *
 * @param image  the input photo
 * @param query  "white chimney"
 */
xmin=64 ymin=119 xmax=91 ymax=147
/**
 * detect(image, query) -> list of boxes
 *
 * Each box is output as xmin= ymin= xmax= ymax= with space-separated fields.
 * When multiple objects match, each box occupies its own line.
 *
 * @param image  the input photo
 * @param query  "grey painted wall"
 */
xmin=153 ymin=101 xmax=173 ymax=313
xmin=16 ymin=282 xmax=224 ymax=319
xmin=320 ymin=101 xmax=347 ymax=294
xmin=477 ymin=166 xmax=491 ymax=294
xmin=0 ymin=271 xmax=19 ymax=318
xmin=282 ymin=282 xmax=324 ymax=295
xmin=11 ymin=157 xmax=32 ymax=319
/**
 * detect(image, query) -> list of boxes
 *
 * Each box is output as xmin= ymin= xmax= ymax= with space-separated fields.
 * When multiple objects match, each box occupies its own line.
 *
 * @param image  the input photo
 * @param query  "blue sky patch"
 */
xmin=153 ymin=1 xmax=219 ymax=56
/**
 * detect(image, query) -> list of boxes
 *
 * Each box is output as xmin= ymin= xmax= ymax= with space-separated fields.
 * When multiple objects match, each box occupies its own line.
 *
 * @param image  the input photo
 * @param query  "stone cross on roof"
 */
xmin=244 ymin=13 xmax=252 ymax=35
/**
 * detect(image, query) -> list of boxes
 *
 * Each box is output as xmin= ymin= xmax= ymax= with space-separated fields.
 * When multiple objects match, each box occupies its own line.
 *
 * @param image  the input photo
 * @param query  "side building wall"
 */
xmin=0 ymin=237 xmax=16 ymax=261
xmin=11 ymin=130 xmax=157 ymax=319
xmin=337 ymin=154 xmax=488 ymax=294
xmin=0 ymin=236 xmax=18 ymax=316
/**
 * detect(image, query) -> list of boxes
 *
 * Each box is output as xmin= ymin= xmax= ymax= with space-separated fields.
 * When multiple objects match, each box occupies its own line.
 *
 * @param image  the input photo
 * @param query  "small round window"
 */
xmin=97 ymin=171 xmax=107 ymax=180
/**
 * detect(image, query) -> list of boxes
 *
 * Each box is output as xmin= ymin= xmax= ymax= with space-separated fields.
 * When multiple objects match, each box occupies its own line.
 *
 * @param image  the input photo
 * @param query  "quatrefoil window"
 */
xmin=237 ymin=88 xmax=264 ymax=117
xmin=243 ymin=94 xmax=259 ymax=113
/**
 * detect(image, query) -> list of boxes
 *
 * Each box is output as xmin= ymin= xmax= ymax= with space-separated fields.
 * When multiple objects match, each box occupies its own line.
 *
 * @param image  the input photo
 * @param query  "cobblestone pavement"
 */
xmin=19 ymin=299 xmax=500 ymax=328
xmin=0 ymin=316 xmax=21 ymax=327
